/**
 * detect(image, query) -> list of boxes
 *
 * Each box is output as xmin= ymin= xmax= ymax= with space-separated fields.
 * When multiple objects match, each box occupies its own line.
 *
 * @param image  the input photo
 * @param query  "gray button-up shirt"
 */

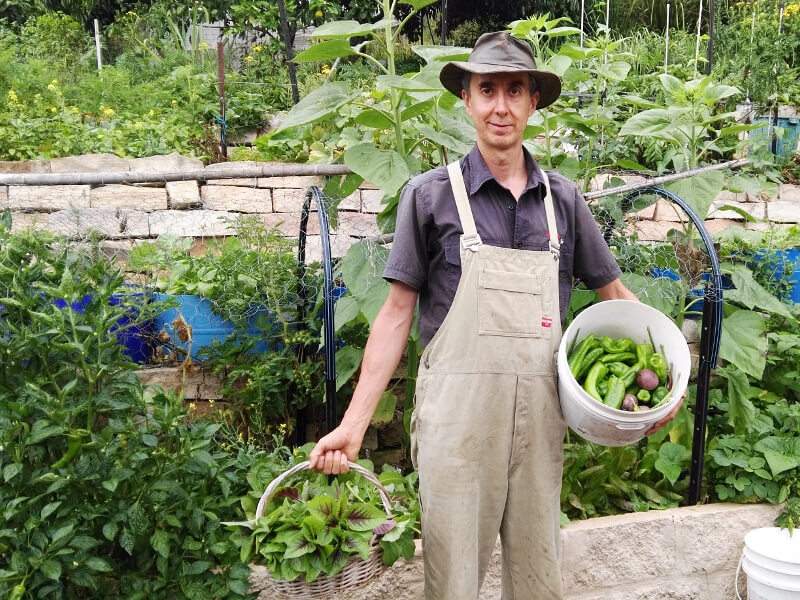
xmin=383 ymin=146 xmax=622 ymax=347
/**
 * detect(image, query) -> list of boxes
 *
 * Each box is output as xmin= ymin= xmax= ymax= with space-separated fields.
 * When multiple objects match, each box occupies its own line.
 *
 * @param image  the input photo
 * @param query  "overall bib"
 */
xmin=411 ymin=161 xmax=567 ymax=599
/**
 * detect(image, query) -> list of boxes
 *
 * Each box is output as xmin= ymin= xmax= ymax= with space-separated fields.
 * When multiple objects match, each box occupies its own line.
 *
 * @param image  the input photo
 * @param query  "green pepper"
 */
xmin=651 ymin=386 xmax=672 ymax=409
xmin=649 ymin=353 xmax=668 ymax=382
xmin=606 ymin=362 xmax=631 ymax=378
xmin=652 ymin=386 xmax=670 ymax=404
xmin=636 ymin=343 xmax=653 ymax=369
xmin=600 ymin=351 xmax=637 ymax=364
xmin=568 ymin=334 xmax=600 ymax=378
xmin=637 ymin=389 xmax=651 ymax=404
xmin=603 ymin=375 xmax=626 ymax=409
xmin=598 ymin=379 xmax=609 ymax=397
xmin=575 ymin=347 xmax=605 ymax=381
xmin=600 ymin=336 xmax=635 ymax=354
xmin=583 ymin=362 xmax=609 ymax=403
xmin=52 ymin=432 xmax=85 ymax=469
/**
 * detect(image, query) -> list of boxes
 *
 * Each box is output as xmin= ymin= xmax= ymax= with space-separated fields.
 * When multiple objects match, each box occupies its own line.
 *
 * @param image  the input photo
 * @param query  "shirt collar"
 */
xmin=463 ymin=145 xmax=544 ymax=196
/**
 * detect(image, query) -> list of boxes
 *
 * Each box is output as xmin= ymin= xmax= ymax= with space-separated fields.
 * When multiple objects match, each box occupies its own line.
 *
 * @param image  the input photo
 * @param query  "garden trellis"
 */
xmin=0 ymin=159 xmax=751 ymax=504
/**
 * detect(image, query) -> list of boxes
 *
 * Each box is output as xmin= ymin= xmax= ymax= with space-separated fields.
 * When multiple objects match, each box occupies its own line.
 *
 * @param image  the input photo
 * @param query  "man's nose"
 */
xmin=494 ymin=92 xmax=509 ymax=113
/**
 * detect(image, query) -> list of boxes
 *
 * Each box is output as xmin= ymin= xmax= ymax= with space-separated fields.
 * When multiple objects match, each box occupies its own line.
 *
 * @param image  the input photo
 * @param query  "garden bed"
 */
xmin=250 ymin=503 xmax=781 ymax=599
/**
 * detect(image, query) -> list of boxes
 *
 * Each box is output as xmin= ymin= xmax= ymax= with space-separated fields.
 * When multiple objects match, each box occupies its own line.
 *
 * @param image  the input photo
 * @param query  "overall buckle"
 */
xmin=461 ymin=233 xmax=483 ymax=252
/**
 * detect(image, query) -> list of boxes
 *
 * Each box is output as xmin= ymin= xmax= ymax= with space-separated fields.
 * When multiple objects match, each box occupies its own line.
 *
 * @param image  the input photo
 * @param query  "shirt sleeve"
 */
xmin=571 ymin=186 xmax=622 ymax=290
xmin=383 ymin=181 xmax=428 ymax=290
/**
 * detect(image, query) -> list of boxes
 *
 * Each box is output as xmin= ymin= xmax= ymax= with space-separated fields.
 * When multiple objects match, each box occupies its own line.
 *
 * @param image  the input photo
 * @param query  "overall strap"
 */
xmin=447 ymin=161 xmax=482 ymax=252
xmin=540 ymin=170 xmax=560 ymax=260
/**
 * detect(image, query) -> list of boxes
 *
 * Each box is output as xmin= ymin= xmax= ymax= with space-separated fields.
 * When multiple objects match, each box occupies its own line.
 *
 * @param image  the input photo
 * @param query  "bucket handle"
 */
xmin=614 ymin=422 xmax=647 ymax=431
xmin=735 ymin=550 xmax=744 ymax=600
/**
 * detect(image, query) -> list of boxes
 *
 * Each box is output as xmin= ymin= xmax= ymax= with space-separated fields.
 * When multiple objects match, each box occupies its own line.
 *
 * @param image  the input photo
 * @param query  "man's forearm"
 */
xmin=339 ymin=292 xmax=416 ymax=437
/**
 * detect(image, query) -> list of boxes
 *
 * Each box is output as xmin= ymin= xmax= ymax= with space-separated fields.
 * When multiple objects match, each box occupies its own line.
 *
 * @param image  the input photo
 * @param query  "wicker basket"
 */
xmin=254 ymin=460 xmax=393 ymax=599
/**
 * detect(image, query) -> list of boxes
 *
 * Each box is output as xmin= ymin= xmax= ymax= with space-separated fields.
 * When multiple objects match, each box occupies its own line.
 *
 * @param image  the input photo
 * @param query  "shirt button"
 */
xmin=507 ymin=204 xmax=515 ymax=211
xmin=515 ymin=241 xmax=522 ymax=248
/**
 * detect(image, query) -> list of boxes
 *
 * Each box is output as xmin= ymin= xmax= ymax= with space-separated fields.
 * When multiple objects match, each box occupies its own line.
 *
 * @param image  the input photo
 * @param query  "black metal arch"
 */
xmin=297 ymin=186 xmax=338 ymax=435
xmin=622 ymin=186 xmax=723 ymax=505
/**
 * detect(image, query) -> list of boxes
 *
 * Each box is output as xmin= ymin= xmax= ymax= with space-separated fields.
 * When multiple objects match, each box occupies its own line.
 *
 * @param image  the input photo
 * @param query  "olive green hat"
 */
xmin=439 ymin=31 xmax=561 ymax=109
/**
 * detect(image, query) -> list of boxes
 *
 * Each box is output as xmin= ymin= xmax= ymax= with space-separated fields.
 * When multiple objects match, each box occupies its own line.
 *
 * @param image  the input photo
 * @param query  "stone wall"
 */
xmin=250 ymin=502 xmax=783 ymax=600
xmin=0 ymin=153 xmax=385 ymax=264
xmin=3 ymin=153 xmax=800 ymax=267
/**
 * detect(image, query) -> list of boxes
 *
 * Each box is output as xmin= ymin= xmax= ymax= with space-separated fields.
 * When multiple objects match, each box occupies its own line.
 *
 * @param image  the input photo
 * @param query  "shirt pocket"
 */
xmin=477 ymin=267 xmax=549 ymax=338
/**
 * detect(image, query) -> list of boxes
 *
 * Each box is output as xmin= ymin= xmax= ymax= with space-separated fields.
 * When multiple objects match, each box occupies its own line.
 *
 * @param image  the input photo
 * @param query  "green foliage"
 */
xmin=231 ymin=454 xmax=419 ymax=582
xmin=0 ymin=222 xmax=255 ymax=599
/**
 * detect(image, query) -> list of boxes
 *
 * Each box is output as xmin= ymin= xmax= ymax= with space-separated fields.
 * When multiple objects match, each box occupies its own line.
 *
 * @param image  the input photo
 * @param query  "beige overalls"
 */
xmin=411 ymin=161 xmax=567 ymax=599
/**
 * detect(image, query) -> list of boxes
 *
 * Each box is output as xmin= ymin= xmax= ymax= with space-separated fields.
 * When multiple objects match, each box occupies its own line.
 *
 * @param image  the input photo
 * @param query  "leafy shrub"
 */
xmin=0 ymin=220 xmax=255 ymax=599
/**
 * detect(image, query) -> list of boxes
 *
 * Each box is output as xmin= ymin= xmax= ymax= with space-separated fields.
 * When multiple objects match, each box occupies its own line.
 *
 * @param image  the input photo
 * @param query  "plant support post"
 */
xmin=277 ymin=0 xmax=300 ymax=105
xmin=217 ymin=42 xmax=227 ymax=159
xmin=665 ymin=3 xmax=670 ymax=74
xmin=706 ymin=0 xmax=714 ymax=75
xmin=94 ymin=19 xmax=102 ymax=72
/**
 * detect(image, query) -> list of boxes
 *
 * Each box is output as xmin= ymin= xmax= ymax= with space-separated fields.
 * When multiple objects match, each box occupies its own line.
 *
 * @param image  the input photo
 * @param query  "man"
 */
xmin=310 ymin=32 xmax=681 ymax=598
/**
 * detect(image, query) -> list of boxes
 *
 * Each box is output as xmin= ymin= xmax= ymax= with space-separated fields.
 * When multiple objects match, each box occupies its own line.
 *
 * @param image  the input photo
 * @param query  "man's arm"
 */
xmin=309 ymin=280 xmax=419 ymax=474
xmin=595 ymin=278 xmax=639 ymax=301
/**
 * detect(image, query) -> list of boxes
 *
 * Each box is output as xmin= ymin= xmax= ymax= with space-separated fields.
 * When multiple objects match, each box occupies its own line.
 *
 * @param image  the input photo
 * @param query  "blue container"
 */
xmin=751 ymin=116 xmax=800 ymax=158
xmin=751 ymin=249 xmax=800 ymax=304
xmin=53 ymin=292 xmax=153 ymax=363
xmin=152 ymin=294 xmax=271 ymax=358
xmin=109 ymin=292 xmax=153 ymax=363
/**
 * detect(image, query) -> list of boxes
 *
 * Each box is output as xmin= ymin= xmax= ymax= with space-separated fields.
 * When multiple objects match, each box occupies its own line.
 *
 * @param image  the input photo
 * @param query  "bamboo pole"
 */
xmin=0 ymin=164 xmax=354 ymax=186
xmin=584 ymin=158 xmax=749 ymax=200
xmin=0 ymin=159 xmax=749 ymax=193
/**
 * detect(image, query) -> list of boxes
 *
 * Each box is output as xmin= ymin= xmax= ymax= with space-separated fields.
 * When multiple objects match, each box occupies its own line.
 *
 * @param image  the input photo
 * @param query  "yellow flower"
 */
xmin=321 ymin=64 xmax=331 ymax=75
xmin=244 ymin=55 xmax=254 ymax=63
xmin=189 ymin=402 xmax=197 ymax=412
xmin=171 ymin=99 xmax=178 ymax=106
xmin=252 ymin=45 xmax=263 ymax=52
xmin=786 ymin=4 xmax=800 ymax=16
xmin=208 ymin=398 xmax=215 ymax=407
xmin=198 ymin=41 xmax=209 ymax=49
xmin=100 ymin=106 xmax=115 ymax=118
xmin=47 ymin=79 xmax=58 ymax=92
xmin=7 ymin=89 xmax=19 ymax=106
xmin=50 ymin=106 xmax=57 ymax=113
xmin=148 ymin=109 xmax=155 ymax=117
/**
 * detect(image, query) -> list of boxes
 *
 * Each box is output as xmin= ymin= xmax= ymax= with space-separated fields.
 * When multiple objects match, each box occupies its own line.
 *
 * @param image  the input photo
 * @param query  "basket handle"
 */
xmin=254 ymin=461 xmax=394 ymax=522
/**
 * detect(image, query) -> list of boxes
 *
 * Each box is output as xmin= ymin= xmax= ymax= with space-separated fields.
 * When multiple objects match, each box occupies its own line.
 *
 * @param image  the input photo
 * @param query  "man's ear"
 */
xmin=463 ymin=88 xmax=472 ymax=114
xmin=530 ymin=90 xmax=540 ymax=115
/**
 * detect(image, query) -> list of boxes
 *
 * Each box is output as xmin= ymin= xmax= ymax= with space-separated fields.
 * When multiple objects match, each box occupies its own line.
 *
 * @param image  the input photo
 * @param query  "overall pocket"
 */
xmin=477 ymin=268 xmax=549 ymax=338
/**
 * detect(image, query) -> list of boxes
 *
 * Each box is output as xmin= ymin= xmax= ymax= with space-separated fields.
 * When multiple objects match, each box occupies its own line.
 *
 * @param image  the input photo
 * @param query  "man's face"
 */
xmin=463 ymin=72 xmax=539 ymax=153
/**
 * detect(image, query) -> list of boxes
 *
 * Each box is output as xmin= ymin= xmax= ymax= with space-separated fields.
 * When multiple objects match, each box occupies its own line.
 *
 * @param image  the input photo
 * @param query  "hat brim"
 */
xmin=439 ymin=61 xmax=561 ymax=109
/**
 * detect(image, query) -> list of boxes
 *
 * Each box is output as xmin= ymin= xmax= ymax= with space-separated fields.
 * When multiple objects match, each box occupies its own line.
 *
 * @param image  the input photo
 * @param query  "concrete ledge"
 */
xmin=250 ymin=503 xmax=782 ymax=599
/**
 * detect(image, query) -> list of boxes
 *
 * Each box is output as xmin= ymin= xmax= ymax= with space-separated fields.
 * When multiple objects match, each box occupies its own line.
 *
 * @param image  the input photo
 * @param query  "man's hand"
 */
xmin=646 ymin=395 xmax=684 ymax=436
xmin=308 ymin=425 xmax=364 ymax=475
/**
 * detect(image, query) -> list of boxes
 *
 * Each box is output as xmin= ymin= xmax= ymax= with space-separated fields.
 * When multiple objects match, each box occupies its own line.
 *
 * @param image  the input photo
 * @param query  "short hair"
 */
xmin=461 ymin=72 xmax=537 ymax=97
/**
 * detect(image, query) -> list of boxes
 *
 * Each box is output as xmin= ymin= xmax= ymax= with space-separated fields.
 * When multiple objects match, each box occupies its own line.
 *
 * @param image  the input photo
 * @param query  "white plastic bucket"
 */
xmin=557 ymin=299 xmax=691 ymax=446
xmin=736 ymin=527 xmax=800 ymax=600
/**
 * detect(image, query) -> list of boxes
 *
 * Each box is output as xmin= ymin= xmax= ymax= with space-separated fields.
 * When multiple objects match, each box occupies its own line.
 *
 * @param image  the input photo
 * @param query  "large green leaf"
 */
xmin=544 ymin=54 xmax=572 ymax=76
xmin=292 ymin=40 xmax=356 ymax=62
xmin=150 ymin=529 xmax=169 ymax=558
xmin=654 ymin=442 xmax=690 ymax=485
xmin=399 ymin=0 xmax=438 ymax=9
xmin=719 ymin=310 xmax=767 ymax=380
xmin=345 ymin=502 xmax=387 ymax=532
xmin=659 ymin=73 xmax=684 ymax=97
xmin=276 ymin=83 xmax=357 ymax=132
xmin=619 ymin=107 xmax=692 ymax=139
xmin=753 ymin=437 xmax=800 ymax=477
xmin=335 ymin=345 xmax=364 ymax=391
xmin=334 ymin=295 xmax=361 ymax=333
xmin=342 ymin=531 xmax=371 ymax=559
xmin=620 ymin=272 xmax=680 ymax=316
xmin=312 ymin=19 xmax=395 ymax=39
xmin=371 ymin=391 xmax=397 ymax=427
xmin=344 ymin=144 xmax=410 ymax=196
xmin=412 ymin=45 xmax=471 ymax=63
xmin=354 ymin=108 xmax=394 ymax=129
xmin=282 ymin=530 xmax=315 ymax=560
xmin=595 ymin=60 xmax=631 ymax=82
xmin=664 ymin=170 xmax=724 ymax=221
xmin=726 ymin=265 xmax=792 ymax=318
xmin=377 ymin=74 xmax=440 ymax=92
xmin=40 ymin=559 xmax=62 ymax=581
xmin=417 ymin=124 xmax=472 ymax=155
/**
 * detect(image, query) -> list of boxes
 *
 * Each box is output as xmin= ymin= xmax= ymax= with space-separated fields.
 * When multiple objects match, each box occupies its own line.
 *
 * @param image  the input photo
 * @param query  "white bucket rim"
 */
xmin=742 ymin=556 xmax=800 ymax=592
xmin=745 ymin=527 xmax=800 ymax=565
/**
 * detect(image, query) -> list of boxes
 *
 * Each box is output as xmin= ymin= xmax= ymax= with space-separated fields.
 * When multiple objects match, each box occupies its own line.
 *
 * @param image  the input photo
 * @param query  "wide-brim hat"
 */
xmin=439 ymin=32 xmax=561 ymax=109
